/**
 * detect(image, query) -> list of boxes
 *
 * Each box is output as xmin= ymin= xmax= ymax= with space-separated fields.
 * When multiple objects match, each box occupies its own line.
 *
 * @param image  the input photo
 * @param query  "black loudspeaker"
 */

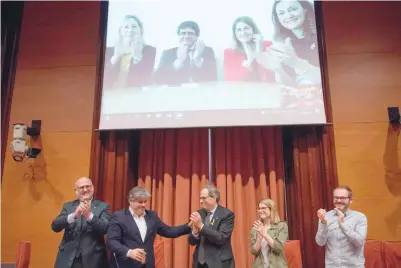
xmin=387 ymin=107 xmax=400 ymax=124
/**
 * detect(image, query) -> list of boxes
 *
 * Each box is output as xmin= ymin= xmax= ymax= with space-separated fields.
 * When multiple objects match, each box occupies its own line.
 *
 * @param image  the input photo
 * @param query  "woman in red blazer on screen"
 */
xmin=223 ymin=16 xmax=276 ymax=82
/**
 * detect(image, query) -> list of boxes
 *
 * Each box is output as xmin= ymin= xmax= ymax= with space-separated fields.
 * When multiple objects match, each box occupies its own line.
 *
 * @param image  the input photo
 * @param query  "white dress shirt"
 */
xmin=130 ymin=208 xmax=147 ymax=242
xmin=126 ymin=208 xmax=148 ymax=258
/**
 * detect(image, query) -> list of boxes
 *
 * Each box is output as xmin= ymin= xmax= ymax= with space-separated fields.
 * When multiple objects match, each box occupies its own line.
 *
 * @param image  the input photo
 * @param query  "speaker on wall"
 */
xmin=387 ymin=107 xmax=400 ymax=124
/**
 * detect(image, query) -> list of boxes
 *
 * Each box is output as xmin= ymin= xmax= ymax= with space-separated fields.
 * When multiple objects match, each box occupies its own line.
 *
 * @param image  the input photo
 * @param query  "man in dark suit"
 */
xmin=189 ymin=185 xmax=235 ymax=268
xmin=154 ymin=20 xmax=217 ymax=85
xmin=51 ymin=177 xmax=111 ymax=268
xmin=107 ymin=186 xmax=190 ymax=268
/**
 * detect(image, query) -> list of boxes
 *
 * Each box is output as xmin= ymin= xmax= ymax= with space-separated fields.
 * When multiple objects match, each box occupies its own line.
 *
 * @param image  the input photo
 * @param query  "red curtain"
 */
xmin=137 ymin=128 xmax=209 ymax=268
xmin=212 ymin=127 xmax=285 ymax=268
xmin=90 ymin=131 xmax=140 ymax=211
xmin=89 ymin=126 xmax=338 ymax=268
xmin=1 ymin=1 xmax=24 ymax=178
xmin=284 ymin=126 xmax=338 ymax=268
xmin=136 ymin=126 xmax=285 ymax=268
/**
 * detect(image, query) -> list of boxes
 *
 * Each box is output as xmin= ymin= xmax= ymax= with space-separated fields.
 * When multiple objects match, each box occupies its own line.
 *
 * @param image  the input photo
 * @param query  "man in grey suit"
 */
xmin=189 ymin=185 xmax=235 ymax=268
xmin=51 ymin=177 xmax=111 ymax=268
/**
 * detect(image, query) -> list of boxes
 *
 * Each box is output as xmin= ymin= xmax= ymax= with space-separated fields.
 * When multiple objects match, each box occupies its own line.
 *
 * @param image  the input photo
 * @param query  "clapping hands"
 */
xmin=74 ymin=200 xmax=91 ymax=219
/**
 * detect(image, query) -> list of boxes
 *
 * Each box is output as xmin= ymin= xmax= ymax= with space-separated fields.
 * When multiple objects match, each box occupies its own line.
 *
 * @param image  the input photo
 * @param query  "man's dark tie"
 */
xmin=198 ymin=212 xmax=212 ymax=264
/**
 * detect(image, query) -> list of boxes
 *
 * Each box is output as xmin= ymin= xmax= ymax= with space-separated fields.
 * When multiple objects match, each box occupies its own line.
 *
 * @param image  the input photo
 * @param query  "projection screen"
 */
xmin=98 ymin=0 xmax=327 ymax=130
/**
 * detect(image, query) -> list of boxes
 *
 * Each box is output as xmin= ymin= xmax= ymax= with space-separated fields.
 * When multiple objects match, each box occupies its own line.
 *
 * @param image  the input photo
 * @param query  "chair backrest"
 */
xmin=284 ymin=240 xmax=303 ymax=268
xmin=382 ymin=240 xmax=401 ymax=268
xmin=364 ymin=239 xmax=385 ymax=268
xmin=154 ymin=240 xmax=165 ymax=268
xmin=16 ymin=241 xmax=31 ymax=268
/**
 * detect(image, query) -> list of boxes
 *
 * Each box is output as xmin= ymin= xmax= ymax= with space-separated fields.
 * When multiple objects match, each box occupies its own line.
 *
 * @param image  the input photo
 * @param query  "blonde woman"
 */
xmin=250 ymin=198 xmax=288 ymax=268
xmin=104 ymin=15 xmax=156 ymax=89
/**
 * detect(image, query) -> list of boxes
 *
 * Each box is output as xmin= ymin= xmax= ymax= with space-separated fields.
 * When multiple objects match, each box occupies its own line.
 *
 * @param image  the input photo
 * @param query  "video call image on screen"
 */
xmin=99 ymin=0 xmax=327 ymax=130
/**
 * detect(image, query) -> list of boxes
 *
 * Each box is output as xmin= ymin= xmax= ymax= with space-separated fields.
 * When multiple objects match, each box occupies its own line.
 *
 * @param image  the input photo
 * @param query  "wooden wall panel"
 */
xmin=328 ymin=54 xmax=401 ymax=123
xmin=18 ymin=1 xmax=100 ymax=69
xmin=1 ymin=1 xmax=100 ymax=267
xmin=1 ymin=132 xmax=93 ymax=267
xmin=322 ymin=1 xmax=401 ymax=54
xmin=324 ymin=1 xmax=401 ymax=241
xmin=10 ymin=66 xmax=97 ymax=132
xmin=334 ymin=123 xmax=401 ymax=240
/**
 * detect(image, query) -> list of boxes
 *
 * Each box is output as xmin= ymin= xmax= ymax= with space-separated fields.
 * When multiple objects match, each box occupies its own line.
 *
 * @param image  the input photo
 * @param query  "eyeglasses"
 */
xmin=200 ymin=196 xmax=209 ymax=201
xmin=333 ymin=196 xmax=350 ymax=201
xmin=179 ymin=31 xmax=196 ymax=37
xmin=77 ymin=185 xmax=93 ymax=191
xmin=257 ymin=207 xmax=269 ymax=211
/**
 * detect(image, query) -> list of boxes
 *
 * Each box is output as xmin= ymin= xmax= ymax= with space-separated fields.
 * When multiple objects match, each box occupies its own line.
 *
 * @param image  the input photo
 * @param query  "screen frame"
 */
xmin=92 ymin=0 xmax=333 ymax=132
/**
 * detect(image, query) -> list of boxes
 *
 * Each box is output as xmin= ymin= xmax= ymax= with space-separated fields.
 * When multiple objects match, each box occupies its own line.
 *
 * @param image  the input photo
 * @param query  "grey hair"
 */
xmin=128 ymin=186 xmax=151 ymax=201
xmin=203 ymin=184 xmax=220 ymax=203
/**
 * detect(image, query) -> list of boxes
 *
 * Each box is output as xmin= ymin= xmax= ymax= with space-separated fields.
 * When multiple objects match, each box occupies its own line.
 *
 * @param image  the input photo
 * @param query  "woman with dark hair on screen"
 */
xmin=257 ymin=0 xmax=321 ymax=85
xmin=223 ymin=16 xmax=276 ymax=82
xmin=104 ymin=15 xmax=156 ymax=90
xmin=250 ymin=198 xmax=288 ymax=268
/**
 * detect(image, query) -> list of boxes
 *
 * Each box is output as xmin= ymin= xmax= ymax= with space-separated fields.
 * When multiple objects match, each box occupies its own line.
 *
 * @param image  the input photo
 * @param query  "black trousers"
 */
xmin=197 ymin=260 xmax=233 ymax=268
xmin=71 ymin=256 xmax=83 ymax=268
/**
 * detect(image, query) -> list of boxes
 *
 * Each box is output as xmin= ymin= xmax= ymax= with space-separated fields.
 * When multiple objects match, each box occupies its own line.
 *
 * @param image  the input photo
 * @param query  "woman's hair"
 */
xmin=271 ymin=0 xmax=316 ymax=42
xmin=258 ymin=198 xmax=281 ymax=224
xmin=118 ymin=15 xmax=144 ymax=42
xmin=231 ymin=16 xmax=262 ymax=52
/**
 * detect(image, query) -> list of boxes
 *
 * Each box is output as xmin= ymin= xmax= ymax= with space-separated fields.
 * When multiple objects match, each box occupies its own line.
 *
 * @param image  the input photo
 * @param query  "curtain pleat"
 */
xmin=132 ymin=126 xmax=285 ymax=268
xmin=284 ymin=126 xmax=338 ymax=268
xmin=90 ymin=131 xmax=139 ymax=211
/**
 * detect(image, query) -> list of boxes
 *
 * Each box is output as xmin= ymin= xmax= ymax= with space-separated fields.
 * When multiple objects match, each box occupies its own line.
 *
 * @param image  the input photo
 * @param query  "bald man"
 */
xmin=51 ymin=177 xmax=111 ymax=268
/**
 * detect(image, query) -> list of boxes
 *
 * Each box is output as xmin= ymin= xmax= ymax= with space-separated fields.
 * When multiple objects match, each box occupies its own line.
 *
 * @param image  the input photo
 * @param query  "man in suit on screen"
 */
xmin=51 ymin=177 xmax=111 ymax=268
xmin=189 ymin=185 xmax=235 ymax=268
xmin=154 ymin=20 xmax=217 ymax=85
xmin=107 ymin=186 xmax=191 ymax=268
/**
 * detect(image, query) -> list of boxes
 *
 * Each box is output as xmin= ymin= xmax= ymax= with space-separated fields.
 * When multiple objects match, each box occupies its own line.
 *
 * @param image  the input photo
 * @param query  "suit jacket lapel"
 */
xmin=143 ymin=212 xmax=152 ymax=243
xmin=71 ymin=200 xmax=79 ymax=215
xmin=80 ymin=200 xmax=100 ymax=233
xmin=210 ymin=206 xmax=222 ymax=229
xmin=70 ymin=200 xmax=80 ymax=231
xmin=125 ymin=209 xmax=143 ymax=244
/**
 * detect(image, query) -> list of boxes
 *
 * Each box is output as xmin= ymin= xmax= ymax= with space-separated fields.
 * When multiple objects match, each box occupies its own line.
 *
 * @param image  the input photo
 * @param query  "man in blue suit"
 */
xmin=107 ymin=186 xmax=190 ymax=268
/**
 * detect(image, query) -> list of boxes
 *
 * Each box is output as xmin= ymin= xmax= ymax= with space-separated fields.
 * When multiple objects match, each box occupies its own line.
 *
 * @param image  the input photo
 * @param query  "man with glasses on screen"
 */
xmin=315 ymin=186 xmax=368 ymax=268
xmin=155 ymin=20 xmax=217 ymax=85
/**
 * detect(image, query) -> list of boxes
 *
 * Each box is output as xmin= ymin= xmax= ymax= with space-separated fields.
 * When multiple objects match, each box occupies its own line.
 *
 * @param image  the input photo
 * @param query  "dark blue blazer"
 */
xmin=107 ymin=208 xmax=190 ymax=268
xmin=51 ymin=199 xmax=111 ymax=268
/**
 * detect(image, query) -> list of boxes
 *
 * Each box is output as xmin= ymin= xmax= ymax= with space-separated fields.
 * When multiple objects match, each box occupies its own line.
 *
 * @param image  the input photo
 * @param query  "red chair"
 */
xmin=382 ymin=241 xmax=401 ymax=268
xmin=16 ymin=241 xmax=31 ymax=268
xmin=284 ymin=240 xmax=303 ymax=268
xmin=364 ymin=239 xmax=385 ymax=268
xmin=154 ymin=240 xmax=165 ymax=268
